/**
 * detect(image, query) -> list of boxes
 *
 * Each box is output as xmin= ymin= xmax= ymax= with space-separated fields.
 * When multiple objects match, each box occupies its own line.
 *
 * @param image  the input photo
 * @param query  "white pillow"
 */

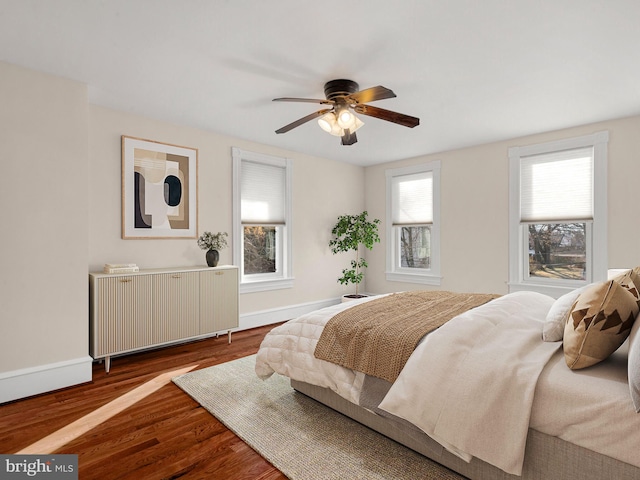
xmin=542 ymin=284 xmax=594 ymax=342
xmin=629 ymin=314 xmax=640 ymax=412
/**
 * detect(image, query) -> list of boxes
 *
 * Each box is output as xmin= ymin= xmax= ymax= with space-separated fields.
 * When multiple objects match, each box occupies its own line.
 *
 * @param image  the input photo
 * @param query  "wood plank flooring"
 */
xmin=0 ymin=325 xmax=288 ymax=480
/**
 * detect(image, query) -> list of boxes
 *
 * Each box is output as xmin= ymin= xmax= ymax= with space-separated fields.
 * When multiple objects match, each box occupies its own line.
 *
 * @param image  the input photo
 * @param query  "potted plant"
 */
xmin=197 ymin=231 xmax=228 ymax=267
xmin=329 ymin=211 xmax=381 ymax=300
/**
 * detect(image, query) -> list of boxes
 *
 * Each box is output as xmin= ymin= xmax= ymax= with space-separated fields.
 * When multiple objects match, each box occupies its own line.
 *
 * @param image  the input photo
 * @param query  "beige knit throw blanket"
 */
xmin=314 ymin=291 xmax=501 ymax=383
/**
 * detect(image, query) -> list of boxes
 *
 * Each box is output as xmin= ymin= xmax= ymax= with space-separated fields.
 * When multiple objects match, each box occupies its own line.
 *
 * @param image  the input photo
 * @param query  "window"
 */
xmin=385 ymin=161 xmax=441 ymax=285
xmin=508 ymin=131 xmax=608 ymax=297
xmin=232 ymin=148 xmax=293 ymax=292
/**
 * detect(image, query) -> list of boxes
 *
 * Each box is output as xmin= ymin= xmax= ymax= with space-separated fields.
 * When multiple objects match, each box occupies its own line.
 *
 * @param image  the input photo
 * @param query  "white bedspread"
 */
xmin=378 ymin=291 xmax=559 ymax=476
xmin=255 ymin=296 xmax=382 ymax=404
xmin=255 ymin=290 xmax=640 ymax=475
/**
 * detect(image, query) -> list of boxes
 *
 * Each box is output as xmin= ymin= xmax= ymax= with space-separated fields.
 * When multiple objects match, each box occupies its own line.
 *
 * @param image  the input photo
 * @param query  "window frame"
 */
xmin=385 ymin=161 xmax=441 ymax=285
xmin=508 ymin=131 xmax=608 ymax=297
xmin=232 ymin=147 xmax=293 ymax=293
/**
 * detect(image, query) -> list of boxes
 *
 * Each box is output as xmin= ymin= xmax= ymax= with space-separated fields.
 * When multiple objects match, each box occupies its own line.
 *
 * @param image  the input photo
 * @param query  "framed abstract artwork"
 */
xmin=121 ymin=136 xmax=198 ymax=239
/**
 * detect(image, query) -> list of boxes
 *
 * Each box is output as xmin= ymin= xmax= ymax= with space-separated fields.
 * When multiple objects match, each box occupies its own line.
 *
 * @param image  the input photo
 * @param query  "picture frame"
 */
xmin=121 ymin=136 xmax=198 ymax=239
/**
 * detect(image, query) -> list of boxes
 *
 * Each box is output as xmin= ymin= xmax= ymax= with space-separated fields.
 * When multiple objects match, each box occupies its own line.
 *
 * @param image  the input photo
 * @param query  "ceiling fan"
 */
xmin=273 ymin=79 xmax=420 ymax=146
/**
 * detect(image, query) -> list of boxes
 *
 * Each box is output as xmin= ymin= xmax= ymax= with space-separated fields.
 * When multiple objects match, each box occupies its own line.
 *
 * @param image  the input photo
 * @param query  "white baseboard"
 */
xmin=0 ymin=298 xmax=343 ymax=403
xmin=238 ymin=297 xmax=341 ymax=331
xmin=0 ymin=356 xmax=93 ymax=404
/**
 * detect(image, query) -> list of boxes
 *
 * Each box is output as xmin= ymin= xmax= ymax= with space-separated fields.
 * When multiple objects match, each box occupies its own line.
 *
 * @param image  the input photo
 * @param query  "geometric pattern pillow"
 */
xmin=612 ymin=268 xmax=640 ymax=307
xmin=542 ymin=284 xmax=593 ymax=342
xmin=563 ymin=280 xmax=638 ymax=370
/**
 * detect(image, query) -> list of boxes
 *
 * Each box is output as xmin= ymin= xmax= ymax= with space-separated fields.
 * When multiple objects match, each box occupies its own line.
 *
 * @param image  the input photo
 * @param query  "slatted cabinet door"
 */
xmin=151 ymin=271 xmax=200 ymax=344
xmin=91 ymin=274 xmax=154 ymax=358
xmin=200 ymin=267 xmax=239 ymax=336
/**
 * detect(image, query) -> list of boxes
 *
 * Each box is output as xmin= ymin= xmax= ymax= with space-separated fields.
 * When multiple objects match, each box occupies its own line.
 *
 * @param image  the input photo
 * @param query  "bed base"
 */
xmin=291 ymin=379 xmax=640 ymax=480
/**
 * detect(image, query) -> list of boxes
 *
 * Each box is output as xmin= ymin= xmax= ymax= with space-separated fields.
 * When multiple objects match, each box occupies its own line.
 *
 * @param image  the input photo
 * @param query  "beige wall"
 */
xmin=88 ymin=106 xmax=365 ymax=317
xmin=4 ymin=56 xmax=640 ymax=400
xmin=1 ymin=60 xmax=363 ymax=400
xmin=0 ymin=62 xmax=90 ymax=373
xmin=365 ymin=115 xmax=640 ymax=295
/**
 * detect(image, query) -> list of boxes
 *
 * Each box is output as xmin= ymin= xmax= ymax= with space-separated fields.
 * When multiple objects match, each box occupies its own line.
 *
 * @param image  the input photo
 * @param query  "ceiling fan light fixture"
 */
xmin=317 ymin=113 xmax=334 ymax=133
xmin=318 ymin=112 xmax=343 ymax=136
xmin=336 ymin=109 xmax=356 ymax=129
xmin=351 ymin=115 xmax=364 ymax=133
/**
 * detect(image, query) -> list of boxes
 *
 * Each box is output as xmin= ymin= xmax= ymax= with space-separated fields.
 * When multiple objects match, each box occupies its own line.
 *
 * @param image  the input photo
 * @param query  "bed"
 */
xmin=255 ymin=281 xmax=640 ymax=480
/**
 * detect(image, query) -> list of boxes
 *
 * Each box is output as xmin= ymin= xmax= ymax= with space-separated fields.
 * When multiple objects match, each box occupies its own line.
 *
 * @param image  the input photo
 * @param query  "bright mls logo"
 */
xmin=1 ymin=455 xmax=77 ymax=479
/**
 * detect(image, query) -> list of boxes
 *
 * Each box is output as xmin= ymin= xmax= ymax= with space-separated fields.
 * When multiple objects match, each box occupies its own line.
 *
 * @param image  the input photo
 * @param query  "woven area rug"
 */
xmin=172 ymin=355 xmax=466 ymax=480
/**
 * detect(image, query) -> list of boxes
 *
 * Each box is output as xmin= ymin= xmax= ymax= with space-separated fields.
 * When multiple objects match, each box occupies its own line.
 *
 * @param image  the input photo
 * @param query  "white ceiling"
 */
xmin=1 ymin=1 xmax=639 ymax=166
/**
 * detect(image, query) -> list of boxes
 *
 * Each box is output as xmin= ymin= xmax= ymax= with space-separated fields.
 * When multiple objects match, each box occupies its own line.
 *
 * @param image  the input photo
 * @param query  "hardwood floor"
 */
xmin=0 ymin=325 xmax=288 ymax=480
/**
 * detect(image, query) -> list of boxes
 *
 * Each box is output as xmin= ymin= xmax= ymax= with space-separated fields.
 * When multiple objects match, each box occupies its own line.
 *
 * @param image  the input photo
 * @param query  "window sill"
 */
xmin=507 ymin=281 xmax=583 ymax=299
xmin=385 ymin=271 xmax=442 ymax=286
xmin=240 ymin=277 xmax=294 ymax=294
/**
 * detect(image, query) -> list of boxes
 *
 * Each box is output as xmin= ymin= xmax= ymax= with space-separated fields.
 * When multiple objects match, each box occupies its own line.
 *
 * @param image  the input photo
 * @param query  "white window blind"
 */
xmin=520 ymin=147 xmax=594 ymax=222
xmin=241 ymin=160 xmax=286 ymax=224
xmin=391 ymin=172 xmax=433 ymax=225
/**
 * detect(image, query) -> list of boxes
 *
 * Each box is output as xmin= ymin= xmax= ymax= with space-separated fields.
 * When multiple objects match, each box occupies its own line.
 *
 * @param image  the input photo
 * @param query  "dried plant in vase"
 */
xmin=197 ymin=231 xmax=228 ymax=267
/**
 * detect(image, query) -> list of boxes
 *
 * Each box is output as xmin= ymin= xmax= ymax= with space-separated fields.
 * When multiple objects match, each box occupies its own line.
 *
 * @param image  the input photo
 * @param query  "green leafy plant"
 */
xmin=197 ymin=231 xmax=228 ymax=251
xmin=329 ymin=211 xmax=381 ymax=297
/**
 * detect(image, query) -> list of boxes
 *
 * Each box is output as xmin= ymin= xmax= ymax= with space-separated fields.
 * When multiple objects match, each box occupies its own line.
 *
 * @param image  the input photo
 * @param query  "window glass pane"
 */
xmin=244 ymin=226 xmax=276 ymax=274
xmin=399 ymin=226 xmax=431 ymax=269
xmin=528 ymin=223 xmax=586 ymax=280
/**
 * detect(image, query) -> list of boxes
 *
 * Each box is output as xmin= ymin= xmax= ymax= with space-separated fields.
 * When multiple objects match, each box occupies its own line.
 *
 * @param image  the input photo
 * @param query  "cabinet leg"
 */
xmin=105 ymin=356 xmax=111 ymax=373
xmin=228 ymin=331 xmax=232 ymax=344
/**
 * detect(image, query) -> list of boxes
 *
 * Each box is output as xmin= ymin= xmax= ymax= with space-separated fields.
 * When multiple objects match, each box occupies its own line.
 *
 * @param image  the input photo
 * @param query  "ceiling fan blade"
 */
xmin=354 ymin=104 xmax=419 ymax=128
xmin=348 ymin=86 xmax=396 ymax=104
xmin=273 ymin=97 xmax=333 ymax=105
xmin=275 ymin=109 xmax=332 ymax=134
xmin=341 ymin=129 xmax=357 ymax=146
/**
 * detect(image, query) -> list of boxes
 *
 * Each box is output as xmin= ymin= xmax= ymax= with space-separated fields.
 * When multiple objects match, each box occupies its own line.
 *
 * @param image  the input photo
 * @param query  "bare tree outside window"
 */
xmin=244 ymin=226 xmax=276 ymax=274
xmin=400 ymin=226 xmax=431 ymax=269
xmin=528 ymin=223 xmax=586 ymax=280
